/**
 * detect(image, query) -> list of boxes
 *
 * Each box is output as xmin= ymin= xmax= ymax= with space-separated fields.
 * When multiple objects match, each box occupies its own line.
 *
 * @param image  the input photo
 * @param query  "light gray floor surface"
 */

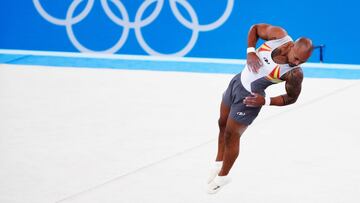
xmin=0 ymin=64 xmax=359 ymax=203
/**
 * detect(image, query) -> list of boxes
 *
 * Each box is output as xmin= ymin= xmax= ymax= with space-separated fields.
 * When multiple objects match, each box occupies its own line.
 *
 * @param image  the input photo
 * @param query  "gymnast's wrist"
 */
xmin=264 ymin=96 xmax=271 ymax=106
xmin=247 ymin=47 xmax=256 ymax=54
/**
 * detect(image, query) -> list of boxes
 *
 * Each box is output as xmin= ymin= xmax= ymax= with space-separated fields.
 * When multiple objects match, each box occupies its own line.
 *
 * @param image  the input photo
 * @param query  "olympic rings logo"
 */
xmin=33 ymin=0 xmax=234 ymax=56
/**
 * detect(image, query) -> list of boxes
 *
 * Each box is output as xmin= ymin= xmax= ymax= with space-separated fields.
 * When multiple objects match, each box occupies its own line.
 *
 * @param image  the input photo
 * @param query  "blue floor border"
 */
xmin=1 ymin=53 xmax=360 ymax=80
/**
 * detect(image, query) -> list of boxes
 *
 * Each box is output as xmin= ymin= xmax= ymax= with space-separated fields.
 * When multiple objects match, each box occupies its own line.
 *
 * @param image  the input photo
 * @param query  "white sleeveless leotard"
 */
xmin=241 ymin=36 xmax=298 ymax=93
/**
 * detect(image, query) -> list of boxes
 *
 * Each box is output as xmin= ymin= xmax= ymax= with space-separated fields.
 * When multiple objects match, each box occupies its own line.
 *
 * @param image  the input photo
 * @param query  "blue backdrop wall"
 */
xmin=0 ymin=0 xmax=358 ymax=64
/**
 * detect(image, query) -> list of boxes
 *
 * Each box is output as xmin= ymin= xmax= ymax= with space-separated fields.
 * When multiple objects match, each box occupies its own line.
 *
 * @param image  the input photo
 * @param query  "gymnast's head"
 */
xmin=287 ymin=37 xmax=313 ymax=67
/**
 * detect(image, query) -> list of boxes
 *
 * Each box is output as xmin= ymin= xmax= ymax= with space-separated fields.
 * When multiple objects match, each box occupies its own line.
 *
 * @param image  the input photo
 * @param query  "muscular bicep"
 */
xmin=282 ymin=68 xmax=304 ymax=104
xmin=255 ymin=23 xmax=288 ymax=40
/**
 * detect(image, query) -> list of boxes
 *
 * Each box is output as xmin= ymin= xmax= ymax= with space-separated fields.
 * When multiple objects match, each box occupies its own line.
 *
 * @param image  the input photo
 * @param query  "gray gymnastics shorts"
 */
xmin=222 ymin=73 xmax=262 ymax=126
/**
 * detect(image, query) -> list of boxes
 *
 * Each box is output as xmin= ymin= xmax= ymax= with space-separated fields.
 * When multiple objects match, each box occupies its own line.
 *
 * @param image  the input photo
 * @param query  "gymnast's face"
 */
xmin=288 ymin=38 xmax=313 ymax=67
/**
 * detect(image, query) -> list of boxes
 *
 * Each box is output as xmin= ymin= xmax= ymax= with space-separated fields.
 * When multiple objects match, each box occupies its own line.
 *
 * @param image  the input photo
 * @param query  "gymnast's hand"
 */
xmin=243 ymin=93 xmax=265 ymax=107
xmin=246 ymin=52 xmax=263 ymax=73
